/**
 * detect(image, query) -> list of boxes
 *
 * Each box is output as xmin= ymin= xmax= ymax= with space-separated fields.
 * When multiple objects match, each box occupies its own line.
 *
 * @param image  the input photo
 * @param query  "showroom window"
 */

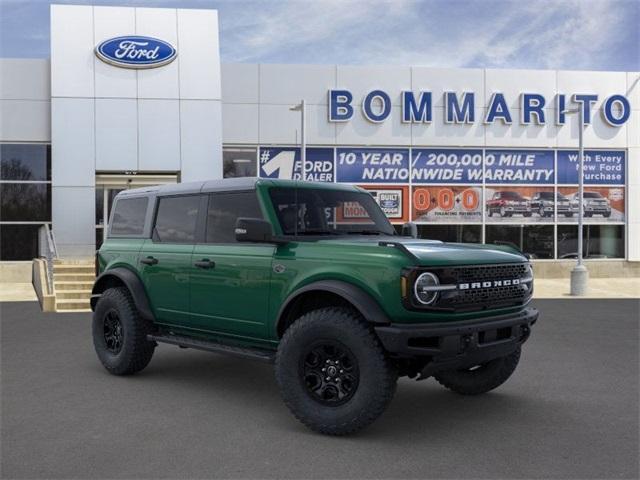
xmin=239 ymin=145 xmax=628 ymax=260
xmin=223 ymin=147 xmax=257 ymax=178
xmin=0 ymin=144 xmax=52 ymax=260
xmin=557 ymin=225 xmax=624 ymax=259
xmin=418 ymin=224 xmax=481 ymax=243
xmin=486 ymin=225 xmax=554 ymax=259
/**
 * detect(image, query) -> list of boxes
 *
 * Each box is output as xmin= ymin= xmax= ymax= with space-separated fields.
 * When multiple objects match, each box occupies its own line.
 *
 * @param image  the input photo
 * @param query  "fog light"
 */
xmin=414 ymin=272 xmax=440 ymax=305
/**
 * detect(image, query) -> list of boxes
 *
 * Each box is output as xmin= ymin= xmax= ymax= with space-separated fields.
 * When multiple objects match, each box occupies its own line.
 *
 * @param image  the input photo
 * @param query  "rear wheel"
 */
xmin=434 ymin=348 xmax=521 ymax=395
xmin=275 ymin=307 xmax=397 ymax=435
xmin=92 ymin=287 xmax=155 ymax=375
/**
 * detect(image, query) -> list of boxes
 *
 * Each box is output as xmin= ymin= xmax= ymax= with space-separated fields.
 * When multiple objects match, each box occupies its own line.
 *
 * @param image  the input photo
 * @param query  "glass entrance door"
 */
xmin=95 ymin=173 xmax=177 ymax=249
xmin=95 ymin=187 xmax=124 ymax=249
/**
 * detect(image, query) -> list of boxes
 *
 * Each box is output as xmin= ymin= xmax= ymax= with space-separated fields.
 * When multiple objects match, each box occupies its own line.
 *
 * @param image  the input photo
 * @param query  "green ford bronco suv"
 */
xmin=91 ymin=178 xmax=537 ymax=435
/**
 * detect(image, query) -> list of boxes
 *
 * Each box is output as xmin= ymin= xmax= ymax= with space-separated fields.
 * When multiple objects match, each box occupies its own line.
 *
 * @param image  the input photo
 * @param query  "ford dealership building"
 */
xmin=1 ymin=4 xmax=639 ymax=277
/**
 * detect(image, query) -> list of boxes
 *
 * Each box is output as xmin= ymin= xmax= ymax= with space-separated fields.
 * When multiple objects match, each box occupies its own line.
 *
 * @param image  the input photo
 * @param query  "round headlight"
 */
xmin=414 ymin=272 xmax=440 ymax=305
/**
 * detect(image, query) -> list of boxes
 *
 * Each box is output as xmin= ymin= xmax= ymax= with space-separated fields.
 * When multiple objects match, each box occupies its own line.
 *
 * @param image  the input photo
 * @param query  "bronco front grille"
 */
xmin=452 ymin=264 xmax=529 ymax=284
xmin=406 ymin=263 xmax=533 ymax=312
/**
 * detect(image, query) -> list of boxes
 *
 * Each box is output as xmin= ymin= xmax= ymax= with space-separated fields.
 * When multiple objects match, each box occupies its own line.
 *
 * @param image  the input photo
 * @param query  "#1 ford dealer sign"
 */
xmin=95 ymin=35 xmax=177 ymax=69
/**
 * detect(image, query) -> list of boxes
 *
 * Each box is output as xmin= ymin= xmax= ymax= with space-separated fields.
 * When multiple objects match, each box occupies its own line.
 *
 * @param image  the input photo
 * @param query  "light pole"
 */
xmin=289 ymin=100 xmax=306 ymax=181
xmin=564 ymin=104 xmax=588 ymax=295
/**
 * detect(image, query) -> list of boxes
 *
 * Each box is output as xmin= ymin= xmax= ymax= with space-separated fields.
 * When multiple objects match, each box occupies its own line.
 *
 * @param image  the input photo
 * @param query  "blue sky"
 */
xmin=0 ymin=0 xmax=638 ymax=70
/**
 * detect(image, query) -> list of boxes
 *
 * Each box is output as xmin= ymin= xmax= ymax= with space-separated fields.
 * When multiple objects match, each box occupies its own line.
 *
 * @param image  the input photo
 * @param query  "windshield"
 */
xmin=583 ymin=192 xmax=603 ymax=198
xmin=500 ymin=191 xmax=525 ymax=200
xmin=268 ymin=187 xmax=396 ymax=236
xmin=537 ymin=192 xmax=554 ymax=200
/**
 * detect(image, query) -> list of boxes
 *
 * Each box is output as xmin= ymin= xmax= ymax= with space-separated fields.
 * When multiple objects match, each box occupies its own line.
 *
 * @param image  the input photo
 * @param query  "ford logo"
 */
xmin=95 ymin=36 xmax=177 ymax=69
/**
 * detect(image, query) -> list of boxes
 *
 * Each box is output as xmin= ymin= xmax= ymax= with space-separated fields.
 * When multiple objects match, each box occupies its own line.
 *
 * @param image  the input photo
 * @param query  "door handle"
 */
xmin=140 ymin=256 xmax=159 ymax=266
xmin=194 ymin=259 xmax=215 ymax=269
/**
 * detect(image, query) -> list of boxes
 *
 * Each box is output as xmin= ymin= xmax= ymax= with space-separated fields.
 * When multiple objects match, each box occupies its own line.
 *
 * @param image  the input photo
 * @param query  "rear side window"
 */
xmin=154 ymin=195 xmax=200 ymax=243
xmin=206 ymin=191 xmax=263 ymax=243
xmin=110 ymin=197 xmax=148 ymax=236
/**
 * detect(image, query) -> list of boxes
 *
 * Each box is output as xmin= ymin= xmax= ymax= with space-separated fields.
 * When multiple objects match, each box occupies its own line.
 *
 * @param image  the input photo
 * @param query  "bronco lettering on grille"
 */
xmin=459 ymin=279 xmax=521 ymax=290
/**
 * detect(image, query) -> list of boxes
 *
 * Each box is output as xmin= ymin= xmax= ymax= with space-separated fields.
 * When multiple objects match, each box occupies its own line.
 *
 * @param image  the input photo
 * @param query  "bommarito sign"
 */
xmin=328 ymin=90 xmax=631 ymax=127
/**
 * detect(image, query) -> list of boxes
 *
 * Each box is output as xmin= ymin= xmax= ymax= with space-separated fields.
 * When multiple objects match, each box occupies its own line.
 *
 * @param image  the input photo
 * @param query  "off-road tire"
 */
xmin=275 ymin=307 xmax=397 ymax=435
xmin=92 ymin=287 xmax=155 ymax=375
xmin=434 ymin=347 xmax=521 ymax=395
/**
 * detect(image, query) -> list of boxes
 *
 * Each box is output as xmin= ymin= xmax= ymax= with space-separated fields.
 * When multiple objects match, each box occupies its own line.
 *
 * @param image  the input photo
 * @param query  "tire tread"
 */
xmin=93 ymin=287 xmax=155 ymax=376
xmin=275 ymin=307 xmax=397 ymax=435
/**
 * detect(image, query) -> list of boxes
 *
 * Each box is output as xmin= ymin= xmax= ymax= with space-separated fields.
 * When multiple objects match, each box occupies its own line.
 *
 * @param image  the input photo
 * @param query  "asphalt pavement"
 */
xmin=1 ymin=299 xmax=638 ymax=479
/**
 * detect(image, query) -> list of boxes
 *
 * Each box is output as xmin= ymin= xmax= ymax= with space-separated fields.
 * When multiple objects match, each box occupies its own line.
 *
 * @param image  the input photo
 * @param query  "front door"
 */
xmin=139 ymin=194 xmax=203 ymax=327
xmin=96 ymin=173 xmax=177 ymax=249
xmin=189 ymin=191 xmax=274 ymax=339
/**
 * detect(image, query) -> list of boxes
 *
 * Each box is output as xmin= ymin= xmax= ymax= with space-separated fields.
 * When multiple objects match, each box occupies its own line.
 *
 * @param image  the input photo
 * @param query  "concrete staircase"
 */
xmin=53 ymin=260 xmax=95 ymax=312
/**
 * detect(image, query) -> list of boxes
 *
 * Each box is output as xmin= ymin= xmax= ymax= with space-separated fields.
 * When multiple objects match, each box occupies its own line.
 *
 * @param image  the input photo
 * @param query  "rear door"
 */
xmin=139 ymin=194 xmax=203 ymax=326
xmin=189 ymin=190 xmax=275 ymax=339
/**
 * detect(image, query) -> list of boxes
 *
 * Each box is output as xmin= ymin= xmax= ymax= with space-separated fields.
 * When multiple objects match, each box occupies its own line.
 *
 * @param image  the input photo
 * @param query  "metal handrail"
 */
xmin=38 ymin=224 xmax=58 ymax=293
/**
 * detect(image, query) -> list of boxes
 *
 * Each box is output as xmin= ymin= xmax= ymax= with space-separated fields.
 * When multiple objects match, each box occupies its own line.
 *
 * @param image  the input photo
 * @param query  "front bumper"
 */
xmin=585 ymin=206 xmax=611 ymax=214
xmin=504 ymin=205 xmax=530 ymax=213
xmin=375 ymin=307 xmax=538 ymax=376
xmin=557 ymin=204 xmax=573 ymax=213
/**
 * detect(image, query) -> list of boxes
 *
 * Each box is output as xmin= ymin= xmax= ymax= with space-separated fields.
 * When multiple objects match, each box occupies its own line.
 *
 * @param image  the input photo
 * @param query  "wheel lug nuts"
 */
xmin=340 ymin=369 xmax=344 ymax=373
xmin=322 ymin=368 xmax=326 ymax=372
xmin=326 ymin=377 xmax=330 ymax=381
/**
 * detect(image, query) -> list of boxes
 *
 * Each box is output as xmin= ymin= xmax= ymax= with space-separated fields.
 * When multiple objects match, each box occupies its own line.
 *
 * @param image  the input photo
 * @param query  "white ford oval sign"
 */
xmin=95 ymin=36 xmax=177 ymax=69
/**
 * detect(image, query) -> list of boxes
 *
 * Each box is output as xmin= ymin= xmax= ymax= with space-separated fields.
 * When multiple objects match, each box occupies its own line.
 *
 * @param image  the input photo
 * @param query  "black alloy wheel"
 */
xmin=301 ymin=340 xmax=359 ymax=406
xmin=103 ymin=309 xmax=124 ymax=354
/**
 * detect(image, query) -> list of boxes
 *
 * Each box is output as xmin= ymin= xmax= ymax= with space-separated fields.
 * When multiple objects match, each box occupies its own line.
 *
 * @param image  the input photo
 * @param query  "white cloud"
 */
xmin=218 ymin=0 xmax=637 ymax=71
xmin=219 ymin=0 xmax=416 ymax=62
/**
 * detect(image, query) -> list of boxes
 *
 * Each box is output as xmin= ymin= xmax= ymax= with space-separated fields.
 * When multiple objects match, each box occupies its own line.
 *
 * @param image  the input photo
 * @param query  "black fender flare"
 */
xmin=276 ymin=280 xmax=391 ymax=335
xmin=90 ymin=267 xmax=154 ymax=321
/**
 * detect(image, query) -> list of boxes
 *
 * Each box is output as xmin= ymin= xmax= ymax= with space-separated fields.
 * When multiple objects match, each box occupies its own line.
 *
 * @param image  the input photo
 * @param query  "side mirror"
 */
xmin=235 ymin=218 xmax=277 ymax=243
xmin=401 ymin=221 xmax=418 ymax=238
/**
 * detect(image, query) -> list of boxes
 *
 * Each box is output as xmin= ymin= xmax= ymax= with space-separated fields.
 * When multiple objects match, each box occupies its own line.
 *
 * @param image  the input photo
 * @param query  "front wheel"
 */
xmin=275 ymin=308 xmax=397 ymax=435
xmin=434 ymin=348 xmax=521 ymax=395
xmin=92 ymin=287 xmax=155 ymax=375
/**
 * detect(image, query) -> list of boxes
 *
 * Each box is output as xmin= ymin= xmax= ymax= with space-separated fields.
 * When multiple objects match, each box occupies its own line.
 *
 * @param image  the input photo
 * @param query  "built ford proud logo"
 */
xmin=95 ymin=36 xmax=177 ymax=69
